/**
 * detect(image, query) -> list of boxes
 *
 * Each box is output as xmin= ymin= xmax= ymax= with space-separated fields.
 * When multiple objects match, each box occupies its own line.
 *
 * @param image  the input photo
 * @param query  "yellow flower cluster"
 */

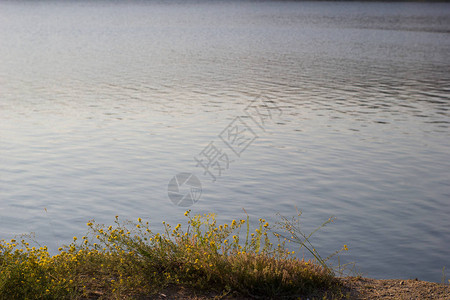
xmin=0 ymin=211 xmax=342 ymax=298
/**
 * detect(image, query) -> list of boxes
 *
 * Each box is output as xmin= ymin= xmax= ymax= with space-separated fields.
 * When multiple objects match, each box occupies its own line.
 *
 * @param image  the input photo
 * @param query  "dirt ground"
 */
xmin=148 ymin=277 xmax=450 ymax=299
xmin=340 ymin=277 xmax=450 ymax=300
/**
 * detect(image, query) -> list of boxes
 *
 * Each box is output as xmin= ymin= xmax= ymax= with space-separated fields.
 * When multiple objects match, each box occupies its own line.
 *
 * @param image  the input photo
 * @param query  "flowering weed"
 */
xmin=0 ymin=211 xmax=344 ymax=299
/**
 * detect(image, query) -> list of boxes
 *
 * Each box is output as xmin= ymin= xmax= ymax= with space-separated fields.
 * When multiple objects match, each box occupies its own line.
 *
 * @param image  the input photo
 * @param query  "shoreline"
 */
xmin=2 ymin=212 xmax=448 ymax=299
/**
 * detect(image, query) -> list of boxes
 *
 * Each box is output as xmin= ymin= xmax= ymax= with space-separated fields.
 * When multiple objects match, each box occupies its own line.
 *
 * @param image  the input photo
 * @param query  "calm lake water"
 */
xmin=1 ymin=0 xmax=449 ymax=282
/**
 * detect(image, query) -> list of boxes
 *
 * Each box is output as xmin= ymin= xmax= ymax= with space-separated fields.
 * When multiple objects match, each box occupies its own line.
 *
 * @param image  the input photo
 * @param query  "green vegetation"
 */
xmin=0 ymin=210 xmax=349 ymax=299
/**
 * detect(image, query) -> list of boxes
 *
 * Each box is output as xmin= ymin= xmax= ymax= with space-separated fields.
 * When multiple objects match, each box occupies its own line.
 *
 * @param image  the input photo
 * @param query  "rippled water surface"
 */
xmin=1 ymin=1 xmax=449 ymax=282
